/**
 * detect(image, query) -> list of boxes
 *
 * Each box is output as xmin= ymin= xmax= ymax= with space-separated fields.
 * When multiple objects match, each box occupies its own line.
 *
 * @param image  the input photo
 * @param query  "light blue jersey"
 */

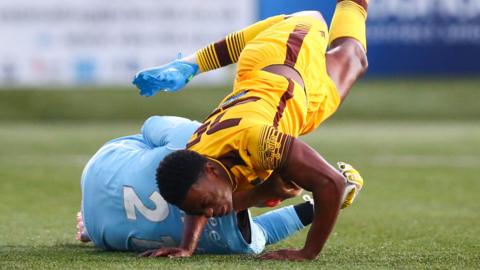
xmin=81 ymin=116 xmax=304 ymax=254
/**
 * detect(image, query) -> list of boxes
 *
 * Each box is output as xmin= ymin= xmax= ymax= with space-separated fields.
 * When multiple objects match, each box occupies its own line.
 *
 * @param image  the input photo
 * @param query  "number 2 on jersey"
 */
xmin=123 ymin=186 xmax=169 ymax=222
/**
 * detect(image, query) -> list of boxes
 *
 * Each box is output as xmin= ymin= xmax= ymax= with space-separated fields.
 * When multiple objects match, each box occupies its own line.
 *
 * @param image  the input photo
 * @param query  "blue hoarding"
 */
xmin=259 ymin=0 xmax=480 ymax=75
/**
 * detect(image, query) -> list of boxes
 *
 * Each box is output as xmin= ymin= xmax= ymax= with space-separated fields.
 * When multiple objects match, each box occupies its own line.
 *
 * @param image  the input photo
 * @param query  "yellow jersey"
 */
xmin=188 ymin=16 xmax=340 ymax=191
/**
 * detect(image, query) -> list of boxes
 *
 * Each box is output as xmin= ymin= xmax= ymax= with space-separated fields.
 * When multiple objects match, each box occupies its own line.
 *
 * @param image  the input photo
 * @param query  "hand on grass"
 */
xmin=140 ymin=247 xmax=192 ymax=258
xmin=260 ymin=249 xmax=314 ymax=261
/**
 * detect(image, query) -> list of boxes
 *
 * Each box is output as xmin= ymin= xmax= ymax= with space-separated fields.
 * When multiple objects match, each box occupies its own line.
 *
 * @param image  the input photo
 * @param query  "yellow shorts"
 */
xmin=234 ymin=15 xmax=340 ymax=135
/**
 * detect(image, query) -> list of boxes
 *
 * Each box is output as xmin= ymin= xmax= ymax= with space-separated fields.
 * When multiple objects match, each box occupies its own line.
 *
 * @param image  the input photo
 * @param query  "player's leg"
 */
xmin=252 ymin=198 xmax=314 ymax=245
xmin=191 ymin=10 xmax=327 ymax=73
xmin=191 ymin=15 xmax=285 ymax=73
xmin=133 ymin=10 xmax=330 ymax=95
xmin=133 ymin=15 xmax=286 ymax=95
xmin=326 ymin=0 xmax=369 ymax=100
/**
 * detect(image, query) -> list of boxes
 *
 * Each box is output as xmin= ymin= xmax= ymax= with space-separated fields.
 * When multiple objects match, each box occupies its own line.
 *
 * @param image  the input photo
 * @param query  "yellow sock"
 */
xmin=196 ymin=15 xmax=285 ymax=72
xmin=329 ymin=0 xmax=368 ymax=51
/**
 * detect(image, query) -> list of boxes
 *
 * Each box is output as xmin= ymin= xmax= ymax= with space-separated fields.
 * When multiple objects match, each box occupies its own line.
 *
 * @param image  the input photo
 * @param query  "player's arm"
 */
xmin=132 ymin=15 xmax=285 ymax=96
xmin=260 ymin=138 xmax=345 ymax=261
xmin=326 ymin=0 xmax=369 ymax=101
xmin=141 ymin=214 xmax=208 ymax=258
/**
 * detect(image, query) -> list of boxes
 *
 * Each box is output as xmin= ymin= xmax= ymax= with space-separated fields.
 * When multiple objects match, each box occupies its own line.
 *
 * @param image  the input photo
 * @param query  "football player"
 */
xmin=133 ymin=1 xmax=368 ymax=261
xmin=79 ymin=116 xmax=316 ymax=254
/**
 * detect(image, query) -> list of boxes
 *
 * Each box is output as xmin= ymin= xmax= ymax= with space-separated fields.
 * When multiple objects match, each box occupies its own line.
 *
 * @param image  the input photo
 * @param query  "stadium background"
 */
xmin=1 ymin=0 xmax=479 ymax=269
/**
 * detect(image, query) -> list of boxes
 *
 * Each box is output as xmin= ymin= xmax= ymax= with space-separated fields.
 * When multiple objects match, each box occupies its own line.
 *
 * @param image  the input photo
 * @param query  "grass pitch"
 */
xmin=0 ymin=79 xmax=479 ymax=269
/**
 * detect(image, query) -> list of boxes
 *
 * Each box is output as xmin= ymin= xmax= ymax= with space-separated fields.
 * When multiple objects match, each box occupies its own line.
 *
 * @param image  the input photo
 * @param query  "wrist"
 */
xmin=300 ymin=247 xmax=318 ymax=260
xmin=179 ymin=241 xmax=196 ymax=254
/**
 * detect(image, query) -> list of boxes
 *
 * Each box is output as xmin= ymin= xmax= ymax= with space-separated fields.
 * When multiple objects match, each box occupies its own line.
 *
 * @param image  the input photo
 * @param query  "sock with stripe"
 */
xmin=195 ymin=15 xmax=285 ymax=72
xmin=329 ymin=0 xmax=368 ymax=51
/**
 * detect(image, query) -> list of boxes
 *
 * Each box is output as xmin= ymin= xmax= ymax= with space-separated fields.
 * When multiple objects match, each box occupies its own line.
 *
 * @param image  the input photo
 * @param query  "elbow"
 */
xmin=330 ymin=38 xmax=368 ymax=76
xmin=314 ymin=172 xmax=345 ymax=206
xmin=330 ymin=173 xmax=346 ymax=202
xmin=344 ymin=40 xmax=369 ymax=77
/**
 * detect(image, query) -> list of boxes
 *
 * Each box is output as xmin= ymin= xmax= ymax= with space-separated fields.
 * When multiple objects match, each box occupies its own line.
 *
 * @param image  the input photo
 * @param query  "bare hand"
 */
xmin=259 ymin=249 xmax=314 ymax=261
xmin=140 ymin=248 xmax=192 ymax=258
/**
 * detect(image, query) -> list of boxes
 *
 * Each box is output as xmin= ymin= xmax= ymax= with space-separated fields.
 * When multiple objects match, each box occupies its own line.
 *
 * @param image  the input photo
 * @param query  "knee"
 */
xmin=332 ymin=39 xmax=369 ymax=76
xmin=348 ymin=39 xmax=369 ymax=75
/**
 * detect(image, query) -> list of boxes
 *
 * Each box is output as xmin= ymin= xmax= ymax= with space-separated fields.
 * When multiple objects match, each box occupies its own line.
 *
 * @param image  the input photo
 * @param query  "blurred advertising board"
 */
xmin=260 ymin=0 xmax=480 ymax=75
xmin=0 ymin=0 xmax=255 ymax=86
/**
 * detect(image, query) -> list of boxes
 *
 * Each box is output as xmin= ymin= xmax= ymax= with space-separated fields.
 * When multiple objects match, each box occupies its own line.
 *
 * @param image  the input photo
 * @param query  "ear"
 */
xmin=204 ymin=161 xmax=218 ymax=176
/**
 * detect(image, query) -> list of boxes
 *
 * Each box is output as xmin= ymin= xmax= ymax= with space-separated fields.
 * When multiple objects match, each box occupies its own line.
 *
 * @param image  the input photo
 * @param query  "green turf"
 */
xmin=1 ymin=79 xmax=480 ymax=269
xmin=1 ymin=120 xmax=479 ymax=269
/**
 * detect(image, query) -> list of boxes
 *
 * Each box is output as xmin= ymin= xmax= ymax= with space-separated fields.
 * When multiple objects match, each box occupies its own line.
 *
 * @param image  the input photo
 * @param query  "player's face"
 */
xmin=181 ymin=175 xmax=233 ymax=218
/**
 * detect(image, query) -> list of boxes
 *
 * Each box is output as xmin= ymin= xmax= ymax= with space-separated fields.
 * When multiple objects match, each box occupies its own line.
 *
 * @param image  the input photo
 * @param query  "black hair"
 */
xmin=156 ymin=150 xmax=207 ymax=206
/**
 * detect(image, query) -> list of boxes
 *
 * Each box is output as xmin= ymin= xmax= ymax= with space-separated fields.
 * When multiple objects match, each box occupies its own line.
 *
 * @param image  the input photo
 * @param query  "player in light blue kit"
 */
xmin=79 ymin=115 xmax=315 ymax=254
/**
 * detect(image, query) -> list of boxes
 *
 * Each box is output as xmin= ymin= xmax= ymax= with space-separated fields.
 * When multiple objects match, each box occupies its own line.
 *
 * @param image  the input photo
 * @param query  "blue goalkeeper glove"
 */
xmin=132 ymin=59 xmax=199 ymax=97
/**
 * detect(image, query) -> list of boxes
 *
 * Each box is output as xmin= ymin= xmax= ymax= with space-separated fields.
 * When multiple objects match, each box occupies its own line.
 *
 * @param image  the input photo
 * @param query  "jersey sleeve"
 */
xmin=242 ymin=125 xmax=294 ymax=174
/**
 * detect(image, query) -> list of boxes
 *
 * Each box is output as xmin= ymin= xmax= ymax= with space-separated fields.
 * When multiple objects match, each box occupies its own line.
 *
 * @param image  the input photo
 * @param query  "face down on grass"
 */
xmin=156 ymin=150 xmax=234 ymax=218
xmin=180 ymin=162 xmax=234 ymax=218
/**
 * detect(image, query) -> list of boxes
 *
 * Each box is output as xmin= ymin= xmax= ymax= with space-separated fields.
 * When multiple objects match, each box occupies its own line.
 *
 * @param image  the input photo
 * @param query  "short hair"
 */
xmin=156 ymin=150 xmax=207 ymax=206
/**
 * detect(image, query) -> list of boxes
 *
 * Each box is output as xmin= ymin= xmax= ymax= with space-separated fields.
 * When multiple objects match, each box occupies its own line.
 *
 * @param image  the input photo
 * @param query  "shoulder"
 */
xmin=142 ymin=116 xmax=201 ymax=148
xmin=242 ymin=125 xmax=294 ymax=171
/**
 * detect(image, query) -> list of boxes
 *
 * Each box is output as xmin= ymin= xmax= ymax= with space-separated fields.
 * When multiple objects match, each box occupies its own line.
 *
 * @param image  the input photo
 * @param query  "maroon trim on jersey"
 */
xmin=230 ymin=33 xmax=244 ymax=61
xmin=214 ymin=39 xmax=233 ymax=67
xmin=206 ymin=112 xmax=241 ymax=135
xmin=206 ymin=118 xmax=241 ymax=134
xmin=186 ymin=121 xmax=210 ymax=149
xmin=222 ymin=96 xmax=261 ymax=111
xmin=284 ymin=24 xmax=310 ymax=67
xmin=337 ymin=0 xmax=368 ymax=11
xmin=278 ymin=133 xmax=294 ymax=168
xmin=203 ymin=96 xmax=260 ymax=122
xmin=200 ymin=45 xmax=217 ymax=71
xmin=278 ymin=131 xmax=288 ymax=154
xmin=273 ymin=79 xmax=295 ymax=128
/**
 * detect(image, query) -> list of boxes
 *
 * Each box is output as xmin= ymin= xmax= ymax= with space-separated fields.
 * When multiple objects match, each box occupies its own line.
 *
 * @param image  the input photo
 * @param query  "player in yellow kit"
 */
xmin=186 ymin=14 xmax=341 ymax=192
xmin=133 ymin=0 xmax=368 ymax=261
